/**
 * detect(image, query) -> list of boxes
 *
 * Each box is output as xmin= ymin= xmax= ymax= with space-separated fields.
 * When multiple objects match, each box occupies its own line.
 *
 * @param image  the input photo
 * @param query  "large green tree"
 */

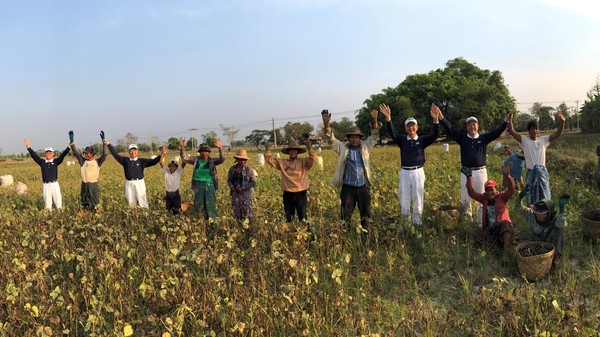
xmin=282 ymin=122 xmax=313 ymax=143
xmin=357 ymin=58 xmax=515 ymax=138
xmin=581 ymin=77 xmax=600 ymax=133
xmin=201 ymin=131 xmax=218 ymax=147
xmin=245 ymin=129 xmax=272 ymax=149
xmin=167 ymin=137 xmax=180 ymax=150
xmin=529 ymin=102 xmax=555 ymax=130
xmin=330 ymin=117 xmax=355 ymax=140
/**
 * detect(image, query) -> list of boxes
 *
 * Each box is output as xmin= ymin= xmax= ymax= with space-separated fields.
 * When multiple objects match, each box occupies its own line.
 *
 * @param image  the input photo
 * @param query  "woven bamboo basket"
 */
xmin=516 ymin=241 xmax=554 ymax=281
xmin=580 ymin=211 xmax=600 ymax=240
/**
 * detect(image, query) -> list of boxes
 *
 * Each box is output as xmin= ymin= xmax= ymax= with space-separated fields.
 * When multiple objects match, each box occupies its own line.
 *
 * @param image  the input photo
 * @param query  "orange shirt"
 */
xmin=265 ymin=150 xmax=317 ymax=192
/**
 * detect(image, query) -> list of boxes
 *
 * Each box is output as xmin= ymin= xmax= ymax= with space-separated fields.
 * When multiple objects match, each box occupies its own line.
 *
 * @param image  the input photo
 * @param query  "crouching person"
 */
xmin=515 ymin=186 xmax=569 ymax=266
xmin=464 ymin=163 xmax=515 ymax=258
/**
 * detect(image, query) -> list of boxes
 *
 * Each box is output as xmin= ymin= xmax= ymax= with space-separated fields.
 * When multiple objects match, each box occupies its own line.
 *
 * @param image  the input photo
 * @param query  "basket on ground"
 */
xmin=515 ymin=241 xmax=554 ymax=282
xmin=580 ymin=210 xmax=600 ymax=240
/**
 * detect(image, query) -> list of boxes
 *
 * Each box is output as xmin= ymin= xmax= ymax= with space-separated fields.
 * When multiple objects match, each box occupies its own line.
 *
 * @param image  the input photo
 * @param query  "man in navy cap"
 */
xmin=24 ymin=136 xmax=71 ymax=211
xmin=104 ymin=134 xmax=164 ymax=209
xmin=437 ymin=107 xmax=511 ymax=226
xmin=379 ymin=103 xmax=440 ymax=227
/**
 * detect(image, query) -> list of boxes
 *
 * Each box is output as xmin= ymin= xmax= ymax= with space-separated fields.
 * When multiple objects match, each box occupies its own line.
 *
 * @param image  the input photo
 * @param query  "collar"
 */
xmin=45 ymin=159 xmax=54 ymax=163
xmin=130 ymin=158 xmax=138 ymax=161
xmin=406 ymin=135 xmax=419 ymax=141
xmin=467 ymin=133 xmax=480 ymax=139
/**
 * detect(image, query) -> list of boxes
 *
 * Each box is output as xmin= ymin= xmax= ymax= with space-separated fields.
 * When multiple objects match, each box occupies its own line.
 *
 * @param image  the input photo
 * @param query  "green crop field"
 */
xmin=1 ymin=131 xmax=599 ymax=336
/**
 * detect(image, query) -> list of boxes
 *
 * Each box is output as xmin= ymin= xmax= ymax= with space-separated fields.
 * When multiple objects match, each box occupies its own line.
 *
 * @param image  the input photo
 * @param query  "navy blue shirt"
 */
xmin=108 ymin=144 xmax=161 ymax=180
xmin=440 ymin=118 xmax=507 ymax=168
xmin=28 ymin=147 xmax=70 ymax=183
xmin=387 ymin=121 xmax=439 ymax=167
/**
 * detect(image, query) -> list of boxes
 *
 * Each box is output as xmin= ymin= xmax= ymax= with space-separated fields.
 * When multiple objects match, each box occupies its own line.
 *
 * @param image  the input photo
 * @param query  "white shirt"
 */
xmin=521 ymin=135 xmax=550 ymax=169
xmin=161 ymin=166 xmax=183 ymax=192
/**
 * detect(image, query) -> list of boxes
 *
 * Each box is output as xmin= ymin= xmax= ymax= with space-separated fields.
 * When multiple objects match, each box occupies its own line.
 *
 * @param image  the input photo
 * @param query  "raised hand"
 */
xmin=370 ymin=109 xmax=380 ymax=128
xmin=557 ymin=111 xmax=566 ymax=123
xmin=24 ymin=138 xmax=30 ymax=148
xmin=501 ymin=161 xmax=512 ymax=176
xmin=379 ymin=103 xmax=391 ymax=121
xmin=214 ymin=138 xmax=222 ymax=149
xmin=518 ymin=184 xmax=529 ymax=200
xmin=179 ymin=137 xmax=186 ymax=149
xmin=558 ymin=193 xmax=570 ymax=213
xmin=321 ymin=109 xmax=331 ymax=130
xmin=430 ymin=104 xmax=441 ymax=121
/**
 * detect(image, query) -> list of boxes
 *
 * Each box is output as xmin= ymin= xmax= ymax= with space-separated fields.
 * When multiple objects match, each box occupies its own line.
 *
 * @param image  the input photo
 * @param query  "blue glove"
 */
xmin=100 ymin=131 xmax=105 ymax=140
xmin=461 ymin=166 xmax=472 ymax=178
xmin=68 ymin=130 xmax=74 ymax=143
xmin=559 ymin=193 xmax=570 ymax=213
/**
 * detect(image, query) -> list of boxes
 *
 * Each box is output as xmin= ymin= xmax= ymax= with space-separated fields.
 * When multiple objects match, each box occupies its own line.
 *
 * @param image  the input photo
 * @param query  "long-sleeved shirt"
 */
xmin=387 ymin=121 xmax=439 ymax=167
xmin=108 ymin=144 xmax=161 ymax=180
xmin=265 ymin=148 xmax=317 ymax=192
xmin=467 ymin=173 xmax=515 ymax=231
xmin=161 ymin=166 xmax=183 ymax=192
xmin=440 ymin=118 xmax=507 ymax=168
xmin=329 ymin=127 xmax=379 ymax=189
xmin=515 ymin=196 xmax=566 ymax=237
xmin=71 ymin=144 xmax=108 ymax=183
xmin=28 ymin=147 xmax=70 ymax=183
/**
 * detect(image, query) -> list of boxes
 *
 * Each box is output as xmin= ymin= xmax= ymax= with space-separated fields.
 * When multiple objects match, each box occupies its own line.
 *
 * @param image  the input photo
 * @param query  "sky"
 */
xmin=1 ymin=0 xmax=599 ymax=155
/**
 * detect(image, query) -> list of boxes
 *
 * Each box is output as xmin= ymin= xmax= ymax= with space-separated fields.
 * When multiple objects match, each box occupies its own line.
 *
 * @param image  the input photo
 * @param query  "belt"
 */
xmin=43 ymin=180 xmax=57 ymax=184
xmin=468 ymin=166 xmax=486 ymax=170
xmin=127 ymin=178 xmax=143 ymax=181
xmin=401 ymin=165 xmax=423 ymax=171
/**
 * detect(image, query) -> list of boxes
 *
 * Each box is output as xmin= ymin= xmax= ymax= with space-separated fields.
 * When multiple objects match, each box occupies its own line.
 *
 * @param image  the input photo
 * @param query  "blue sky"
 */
xmin=1 ymin=0 xmax=599 ymax=154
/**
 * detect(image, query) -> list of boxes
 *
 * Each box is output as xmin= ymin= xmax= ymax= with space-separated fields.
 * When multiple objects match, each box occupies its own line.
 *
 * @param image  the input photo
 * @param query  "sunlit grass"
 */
xmin=0 ymin=132 xmax=599 ymax=335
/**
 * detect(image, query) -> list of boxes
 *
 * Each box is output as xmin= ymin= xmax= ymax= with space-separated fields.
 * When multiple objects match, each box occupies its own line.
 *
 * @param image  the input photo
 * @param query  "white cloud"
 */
xmin=532 ymin=0 xmax=600 ymax=19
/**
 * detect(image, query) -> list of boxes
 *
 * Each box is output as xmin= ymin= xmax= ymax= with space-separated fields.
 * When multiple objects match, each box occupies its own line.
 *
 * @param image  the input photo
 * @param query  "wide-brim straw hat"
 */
xmin=345 ymin=127 xmax=363 ymax=138
xmin=233 ymin=149 xmax=250 ymax=160
xmin=282 ymin=141 xmax=306 ymax=155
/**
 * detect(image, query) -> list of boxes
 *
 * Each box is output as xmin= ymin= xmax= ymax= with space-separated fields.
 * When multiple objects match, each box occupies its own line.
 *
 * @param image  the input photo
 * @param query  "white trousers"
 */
xmin=42 ymin=181 xmax=62 ymax=210
xmin=398 ymin=168 xmax=426 ymax=225
xmin=125 ymin=179 xmax=149 ymax=209
xmin=460 ymin=168 xmax=487 ymax=225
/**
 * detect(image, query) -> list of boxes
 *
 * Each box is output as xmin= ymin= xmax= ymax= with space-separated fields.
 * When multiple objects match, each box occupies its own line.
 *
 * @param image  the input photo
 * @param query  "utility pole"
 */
xmin=189 ymin=128 xmax=198 ymax=151
xmin=272 ymin=118 xmax=277 ymax=147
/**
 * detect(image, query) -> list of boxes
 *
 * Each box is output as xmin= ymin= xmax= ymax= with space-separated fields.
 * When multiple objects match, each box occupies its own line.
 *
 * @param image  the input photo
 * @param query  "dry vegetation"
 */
xmin=0 ymin=131 xmax=599 ymax=336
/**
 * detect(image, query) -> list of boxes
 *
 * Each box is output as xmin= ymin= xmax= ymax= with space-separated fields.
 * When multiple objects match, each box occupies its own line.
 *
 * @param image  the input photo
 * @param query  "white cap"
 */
xmin=466 ymin=116 xmax=478 ymax=124
xmin=404 ymin=117 xmax=418 ymax=126
xmin=128 ymin=144 xmax=138 ymax=150
xmin=44 ymin=147 xmax=54 ymax=152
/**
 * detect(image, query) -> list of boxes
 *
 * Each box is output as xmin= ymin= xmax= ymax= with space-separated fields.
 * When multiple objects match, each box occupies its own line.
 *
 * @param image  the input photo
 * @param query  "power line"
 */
xmin=136 ymin=99 xmax=582 ymax=143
